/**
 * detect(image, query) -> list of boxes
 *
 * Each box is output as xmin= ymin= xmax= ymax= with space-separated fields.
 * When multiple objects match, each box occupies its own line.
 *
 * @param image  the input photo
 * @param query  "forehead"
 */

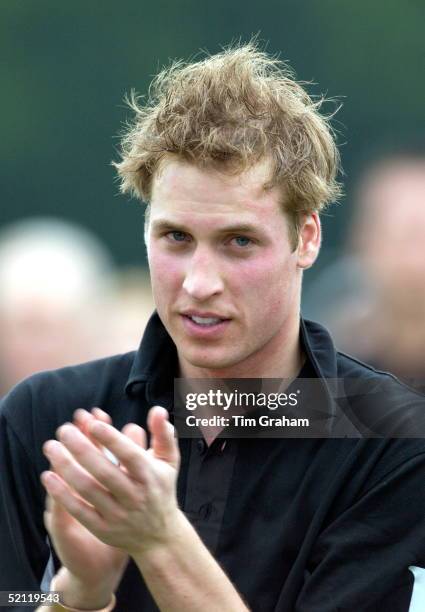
xmin=149 ymin=158 xmax=286 ymax=227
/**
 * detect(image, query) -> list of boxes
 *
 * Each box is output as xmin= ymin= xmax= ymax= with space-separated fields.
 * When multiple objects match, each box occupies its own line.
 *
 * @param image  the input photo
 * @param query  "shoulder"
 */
xmin=1 ymin=351 xmax=136 ymax=411
xmin=333 ymin=350 xmax=425 ymax=445
xmin=0 ymin=351 xmax=137 ymax=453
xmin=336 ymin=349 xmax=425 ymax=403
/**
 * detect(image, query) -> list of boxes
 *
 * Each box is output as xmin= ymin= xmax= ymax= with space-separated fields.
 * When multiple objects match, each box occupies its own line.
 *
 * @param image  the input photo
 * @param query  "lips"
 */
xmin=181 ymin=310 xmax=230 ymax=324
xmin=180 ymin=311 xmax=231 ymax=336
xmin=188 ymin=315 xmax=224 ymax=326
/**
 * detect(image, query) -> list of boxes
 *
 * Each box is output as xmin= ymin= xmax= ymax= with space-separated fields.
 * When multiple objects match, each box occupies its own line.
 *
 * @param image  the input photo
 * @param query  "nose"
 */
xmin=182 ymin=248 xmax=224 ymax=301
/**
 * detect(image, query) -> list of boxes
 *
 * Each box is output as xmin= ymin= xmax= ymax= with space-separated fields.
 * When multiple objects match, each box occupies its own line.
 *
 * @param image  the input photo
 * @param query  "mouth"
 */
xmin=185 ymin=314 xmax=226 ymax=326
xmin=180 ymin=312 xmax=231 ymax=336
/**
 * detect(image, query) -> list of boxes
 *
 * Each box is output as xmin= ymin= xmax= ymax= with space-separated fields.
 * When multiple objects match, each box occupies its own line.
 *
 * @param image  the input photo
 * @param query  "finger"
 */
xmin=44 ymin=470 xmax=88 ymax=541
xmin=87 ymin=420 xmax=152 ymax=480
xmin=45 ymin=492 xmax=53 ymax=512
xmin=43 ymin=439 xmax=121 ymax=517
xmin=45 ymin=493 xmax=66 ymax=521
xmin=73 ymin=408 xmax=93 ymax=429
xmin=73 ymin=409 xmax=120 ymax=466
xmin=50 ymin=426 xmax=139 ymax=505
xmin=44 ymin=493 xmax=74 ymax=535
xmin=91 ymin=411 xmax=119 ymax=465
xmin=122 ymin=423 xmax=147 ymax=449
xmin=91 ymin=407 xmax=112 ymax=424
xmin=147 ymin=406 xmax=179 ymax=468
xmin=73 ymin=409 xmax=101 ymax=448
xmin=43 ymin=493 xmax=56 ymax=532
xmin=73 ymin=409 xmax=111 ymax=443
xmin=41 ymin=471 xmax=107 ymax=538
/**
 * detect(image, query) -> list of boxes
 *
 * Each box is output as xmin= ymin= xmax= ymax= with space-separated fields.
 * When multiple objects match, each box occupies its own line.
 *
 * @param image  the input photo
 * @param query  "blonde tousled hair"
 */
xmin=113 ymin=42 xmax=342 ymax=245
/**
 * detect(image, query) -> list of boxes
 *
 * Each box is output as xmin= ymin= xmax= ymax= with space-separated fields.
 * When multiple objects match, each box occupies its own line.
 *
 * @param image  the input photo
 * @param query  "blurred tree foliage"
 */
xmin=1 ymin=0 xmax=424 ymax=267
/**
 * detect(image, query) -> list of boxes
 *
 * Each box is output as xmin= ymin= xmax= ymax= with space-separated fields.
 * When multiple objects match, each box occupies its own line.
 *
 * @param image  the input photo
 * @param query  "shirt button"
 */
xmin=197 ymin=439 xmax=207 ymax=454
xmin=198 ymin=503 xmax=212 ymax=519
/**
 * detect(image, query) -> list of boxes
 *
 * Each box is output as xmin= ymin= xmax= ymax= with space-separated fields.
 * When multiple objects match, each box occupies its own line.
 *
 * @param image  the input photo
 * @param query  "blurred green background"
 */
xmin=1 ymin=0 xmax=424 ymax=271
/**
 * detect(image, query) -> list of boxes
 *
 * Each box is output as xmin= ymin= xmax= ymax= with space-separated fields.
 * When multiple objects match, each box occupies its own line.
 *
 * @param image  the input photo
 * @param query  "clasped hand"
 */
xmin=41 ymin=405 xmax=181 ymax=588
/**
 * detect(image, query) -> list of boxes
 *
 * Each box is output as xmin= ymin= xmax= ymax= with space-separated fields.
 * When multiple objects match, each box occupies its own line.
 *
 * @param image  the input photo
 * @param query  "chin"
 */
xmin=184 ymin=349 xmax=239 ymax=372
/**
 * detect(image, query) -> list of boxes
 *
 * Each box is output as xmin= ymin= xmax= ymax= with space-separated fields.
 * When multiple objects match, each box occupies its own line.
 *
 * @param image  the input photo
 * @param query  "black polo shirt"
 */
xmin=1 ymin=314 xmax=425 ymax=611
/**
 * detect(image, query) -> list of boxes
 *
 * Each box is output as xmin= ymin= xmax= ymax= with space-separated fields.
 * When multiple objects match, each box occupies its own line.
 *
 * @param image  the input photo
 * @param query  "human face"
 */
xmin=360 ymin=163 xmax=425 ymax=297
xmin=147 ymin=158 xmax=317 ymax=377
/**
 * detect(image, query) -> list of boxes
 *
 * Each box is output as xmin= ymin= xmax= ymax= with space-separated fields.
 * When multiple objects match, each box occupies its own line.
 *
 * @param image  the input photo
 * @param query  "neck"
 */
xmin=178 ymin=313 xmax=304 ymax=446
xmin=178 ymin=312 xmax=304 ymax=380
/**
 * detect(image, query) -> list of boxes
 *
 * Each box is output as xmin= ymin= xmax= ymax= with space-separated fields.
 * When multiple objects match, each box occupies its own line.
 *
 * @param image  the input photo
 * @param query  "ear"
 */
xmin=296 ymin=213 xmax=321 ymax=269
xmin=144 ymin=203 xmax=151 ymax=248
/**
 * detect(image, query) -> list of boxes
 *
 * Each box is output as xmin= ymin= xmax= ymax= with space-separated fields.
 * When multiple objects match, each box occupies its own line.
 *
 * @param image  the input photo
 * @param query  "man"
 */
xmin=303 ymin=142 xmax=425 ymax=397
xmin=1 ymin=43 xmax=425 ymax=612
xmin=331 ymin=146 xmax=425 ymax=393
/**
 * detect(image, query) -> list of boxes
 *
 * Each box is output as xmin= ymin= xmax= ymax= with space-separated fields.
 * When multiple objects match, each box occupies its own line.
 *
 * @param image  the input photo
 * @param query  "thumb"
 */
xmin=147 ymin=406 xmax=179 ymax=469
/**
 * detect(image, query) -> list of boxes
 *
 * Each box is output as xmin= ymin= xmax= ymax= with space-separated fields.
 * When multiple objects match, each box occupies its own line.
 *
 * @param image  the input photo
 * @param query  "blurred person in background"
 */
xmin=349 ymin=144 xmax=425 ymax=390
xmin=0 ymin=218 xmax=114 ymax=397
xmin=304 ymin=143 xmax=425 ymax=392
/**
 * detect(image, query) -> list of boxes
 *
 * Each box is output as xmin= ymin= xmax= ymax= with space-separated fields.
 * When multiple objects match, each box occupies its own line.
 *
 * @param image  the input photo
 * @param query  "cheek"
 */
xmin=231 ymin=252 xmax=295 ymax=302
xmin=148 ymin=247 xmax=183 ymax=291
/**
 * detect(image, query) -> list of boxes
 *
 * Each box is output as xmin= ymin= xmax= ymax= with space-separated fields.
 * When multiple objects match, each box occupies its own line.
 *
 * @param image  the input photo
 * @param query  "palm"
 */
xmin=45 ymin=497 xmax=128 ymax=589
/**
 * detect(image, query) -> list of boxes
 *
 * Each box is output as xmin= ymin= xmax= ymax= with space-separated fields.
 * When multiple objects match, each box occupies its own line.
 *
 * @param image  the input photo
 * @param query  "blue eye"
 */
xmin=233 ymin=236 xmax=252 ymax=247
xmin=169 ymin=231 xmax=187 ymax=242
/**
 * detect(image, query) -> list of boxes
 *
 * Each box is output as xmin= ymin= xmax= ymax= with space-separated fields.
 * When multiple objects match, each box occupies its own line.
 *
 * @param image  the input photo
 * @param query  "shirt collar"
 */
xmin=300 ymin=317 xmax=338 ymax=380
xmin=125 ymin=311 xmax=177 ymax=409
xmin=125 ymin=311 xmax=338 ymax=411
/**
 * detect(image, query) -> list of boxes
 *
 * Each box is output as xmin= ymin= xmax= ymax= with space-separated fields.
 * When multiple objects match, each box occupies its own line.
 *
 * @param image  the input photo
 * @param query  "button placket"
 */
xmin=197 ymin=439 xmax=207 ymax=455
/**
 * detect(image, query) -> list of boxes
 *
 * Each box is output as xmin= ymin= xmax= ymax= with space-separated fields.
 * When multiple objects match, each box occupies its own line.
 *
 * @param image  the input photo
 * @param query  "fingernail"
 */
xmin=40 ymin=471 xmax=55 ymax=486
xmin=57 ymin=423 xmax=74 ymax=441
xmin=73 ymin=408 xmax=89 ymax=420
xmin=43 ymin=440 xmax=61 ymax=456
xmin=153 ymin=405 xmax=168 ymax=417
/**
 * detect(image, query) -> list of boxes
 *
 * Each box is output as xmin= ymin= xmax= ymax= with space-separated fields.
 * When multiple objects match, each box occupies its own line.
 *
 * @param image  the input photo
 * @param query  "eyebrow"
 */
xmin=151 ymin=219 xmax=260 ymax=235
